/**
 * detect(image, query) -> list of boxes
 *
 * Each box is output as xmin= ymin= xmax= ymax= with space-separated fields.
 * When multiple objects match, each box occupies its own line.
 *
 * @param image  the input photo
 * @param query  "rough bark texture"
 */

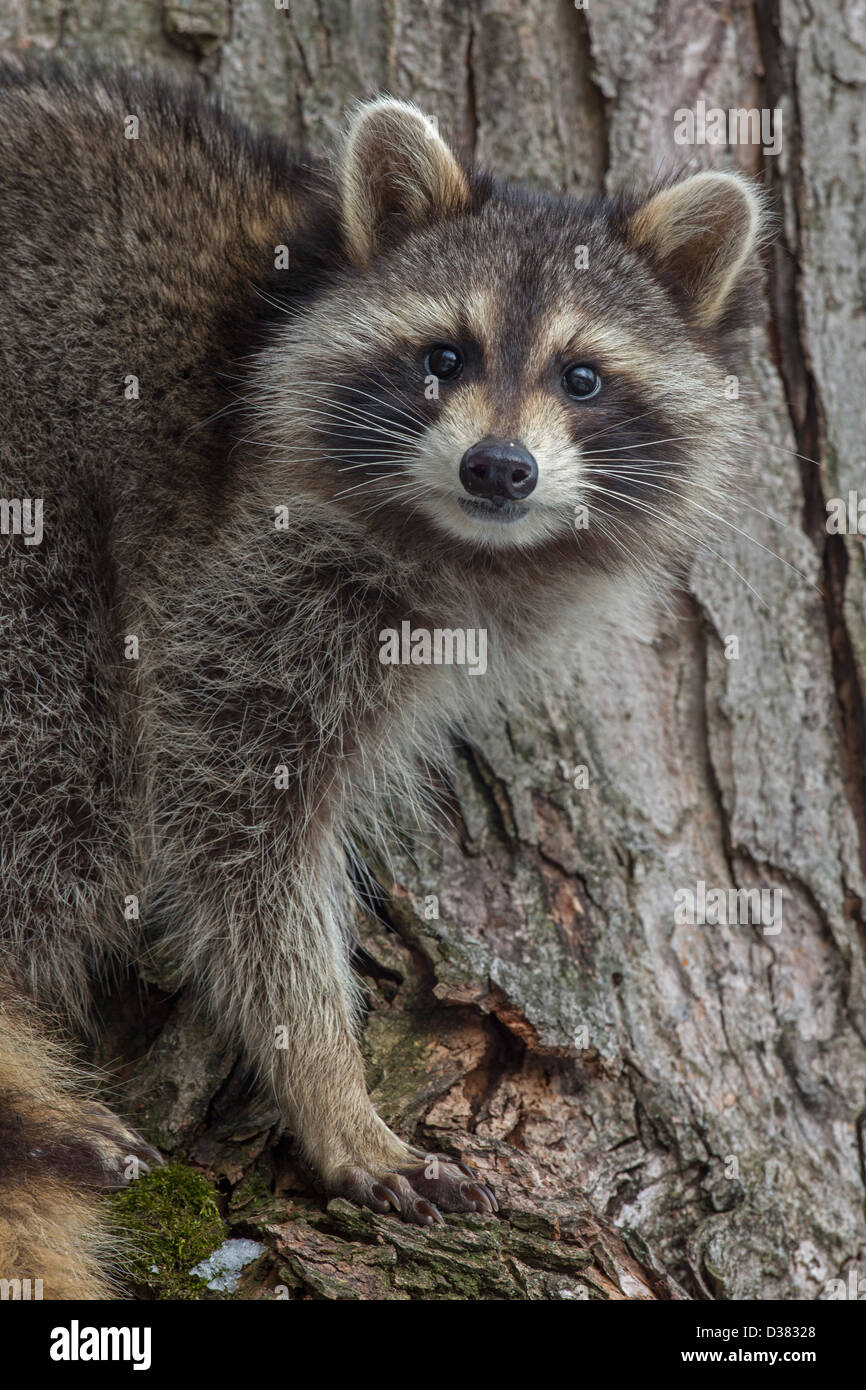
xmin=4 ymin=0 xmax=865 ymax=1300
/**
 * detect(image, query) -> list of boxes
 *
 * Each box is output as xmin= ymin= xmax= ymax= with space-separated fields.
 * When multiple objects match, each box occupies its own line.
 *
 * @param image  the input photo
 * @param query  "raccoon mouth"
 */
xmin=458 ymin=497 xmax=531 ymax=525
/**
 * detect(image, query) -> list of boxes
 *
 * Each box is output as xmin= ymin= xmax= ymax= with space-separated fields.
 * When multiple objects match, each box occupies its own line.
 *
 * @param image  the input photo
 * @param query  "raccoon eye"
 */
xmin=562 ymin=363 xmax=601 ymax=400
xmin=425 ymin=344 xmax=463 ymax=381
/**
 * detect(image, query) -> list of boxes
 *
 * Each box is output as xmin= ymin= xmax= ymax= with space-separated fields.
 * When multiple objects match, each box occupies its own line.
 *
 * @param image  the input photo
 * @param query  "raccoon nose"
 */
xmin=459 ymin=438 xmax=538 ymax=501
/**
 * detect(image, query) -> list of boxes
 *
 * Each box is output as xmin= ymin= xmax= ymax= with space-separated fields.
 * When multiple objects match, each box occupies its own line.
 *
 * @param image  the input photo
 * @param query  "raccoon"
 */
xmin=0 ymin=61 xmax=766 ymax=1297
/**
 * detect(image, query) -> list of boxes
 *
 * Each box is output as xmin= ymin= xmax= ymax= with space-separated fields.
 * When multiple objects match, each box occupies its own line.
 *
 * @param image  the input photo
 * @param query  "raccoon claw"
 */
xmin=414 ymin=1198 xmax=445 ymax=1226
xmin=398 ymin=1153 xmax=498 ymax=1215
xmin=460 ymin=1180 xmax=497 ymax=1213
xmin=370 ymin=1180 xmax=403 ymax=1214
xmin=338 ymin=1165 xmax=442 ymax=1225
xmin=78 ymin=1101 xmax=163 ymax=1189
xmin=334 ymin=1153 xmax=496 ymax=1225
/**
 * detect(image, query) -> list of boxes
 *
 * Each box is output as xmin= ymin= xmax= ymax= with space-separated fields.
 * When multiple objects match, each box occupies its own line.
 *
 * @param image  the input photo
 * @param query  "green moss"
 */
xmin=111 ymin=1164 xmax=225 ymax=1300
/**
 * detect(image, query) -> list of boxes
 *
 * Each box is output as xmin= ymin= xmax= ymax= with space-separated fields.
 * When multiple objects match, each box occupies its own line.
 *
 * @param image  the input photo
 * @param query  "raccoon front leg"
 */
xmin=143 ymin=557 xmax=496 ymax=1221
xmin=180 ymin=844 xmax=496 ymax=1224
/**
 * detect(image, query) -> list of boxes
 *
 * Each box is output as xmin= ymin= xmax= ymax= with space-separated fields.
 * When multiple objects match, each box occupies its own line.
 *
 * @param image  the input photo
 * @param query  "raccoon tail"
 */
xmin=0 ymin=986 xmax=161 ymax=1299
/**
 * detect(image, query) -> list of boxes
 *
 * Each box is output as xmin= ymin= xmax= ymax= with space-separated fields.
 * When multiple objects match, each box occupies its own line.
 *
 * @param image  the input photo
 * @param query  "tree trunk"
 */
xmin=5 ymin=0 xmax=865 ymax=1300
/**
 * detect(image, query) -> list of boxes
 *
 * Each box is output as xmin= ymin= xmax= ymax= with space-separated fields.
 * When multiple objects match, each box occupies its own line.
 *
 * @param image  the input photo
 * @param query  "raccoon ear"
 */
xmin=629 ymin=171 xmax=765 ymax=327
xmin=339 ymin=98 xmax=470 ymax=265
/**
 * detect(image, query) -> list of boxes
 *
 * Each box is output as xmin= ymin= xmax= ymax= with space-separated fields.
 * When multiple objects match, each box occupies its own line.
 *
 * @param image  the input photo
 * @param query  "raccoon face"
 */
xmin=259 ymin=100 xmax=766 ymax=574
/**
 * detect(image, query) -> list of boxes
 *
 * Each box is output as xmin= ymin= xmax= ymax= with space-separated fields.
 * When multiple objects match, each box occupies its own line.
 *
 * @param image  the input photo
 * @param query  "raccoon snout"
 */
xmin=459 ymin=438 xmax=538 ymax=502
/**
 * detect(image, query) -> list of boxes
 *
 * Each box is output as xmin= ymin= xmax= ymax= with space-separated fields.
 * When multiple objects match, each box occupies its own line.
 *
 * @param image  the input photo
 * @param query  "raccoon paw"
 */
xmin=72 ymin=1101 xmax=163 ymax=1189
xmin=335 ymin=1153 xmax=497 ymax=1225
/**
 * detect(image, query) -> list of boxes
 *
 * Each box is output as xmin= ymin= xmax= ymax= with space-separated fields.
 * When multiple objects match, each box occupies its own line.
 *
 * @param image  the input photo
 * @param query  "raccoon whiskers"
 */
xmin=572 ymin=406 xmax=675 ymax=452
xmin=276 ymin=401 xmax=423 ymax=451
xmin=285 ymin=419 xmax=422 ymax=462
xmin=299 ymin=380 xmax=429 ymax=434
xmin=577 ymin=481 xmax=772 ymax=606
xmin=289 ymin=388 xmax=426 ymax=435
xmin=746 ymin=436 xmax=823 ymax=469
xmin=250 ymin=282 xmax=296 ymax=316
xmin=187 ymin=393 xmax=251 ymax=439
xmin=334 ymin=456 xmax=419 ymax=474
xmin=332 ymin=474 xmax=417 ymax=503
xmin=580 ymin=433 xmax=693 ymax=459
xmin=237 ymin=442 xmax=416 ymax=472
xmin=577 ymin=506 xmax=641 ymax=571
xmin=583 ymin=468 xmax=817 ymax=591
xmin=333 ymin=464 xmax=415 ymax=489
xmin=579 ymin=475 xmax=738 ymax=563
xmin=754 ymin=444 xmax=821 ymax=470
xmin=567 ymin=502 xmax=679 ymax=609
xmin=584 ymin=426 xmax=826 ymax=480
xmin=585 ymin=464 xmax=798 ymax=533
xmin=263 ymin=382 xmax=429 ymax=443
xmin=350 ymin=481 xmax=433 ymax=522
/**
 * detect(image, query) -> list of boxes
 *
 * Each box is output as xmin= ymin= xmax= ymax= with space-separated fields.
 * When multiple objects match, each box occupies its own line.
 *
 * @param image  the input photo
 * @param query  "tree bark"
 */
xmin=4 ymin=0 xmax=866 ymax=1299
